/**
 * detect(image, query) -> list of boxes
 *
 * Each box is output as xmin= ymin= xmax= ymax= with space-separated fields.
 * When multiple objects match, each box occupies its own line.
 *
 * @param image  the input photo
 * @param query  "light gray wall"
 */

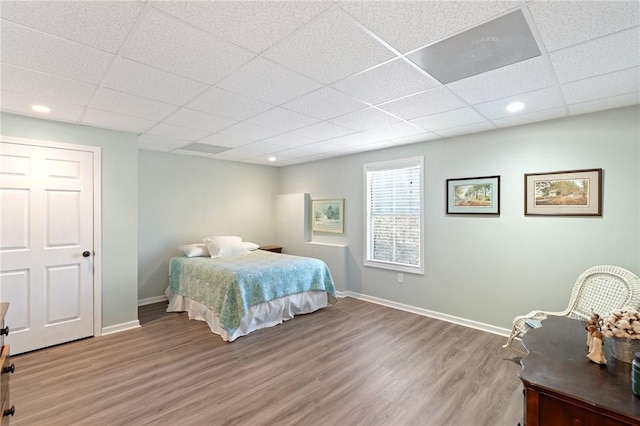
xmin=279 ymin=106 xmax=640 ymax=330
xmin=138 ymin=151 xmax=279 ymax=300
xmin=0 ymin=112 xmax=139 ymax=328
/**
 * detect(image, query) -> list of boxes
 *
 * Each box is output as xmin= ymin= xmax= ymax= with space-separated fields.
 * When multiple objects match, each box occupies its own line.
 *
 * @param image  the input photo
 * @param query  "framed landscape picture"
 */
xmin=312 ymin=199 xmax=344 ymax=233
xmin=524 ymin=168 xmax=602 ymax=216
xmin=446 ymin=175 xmax=500 ymax=215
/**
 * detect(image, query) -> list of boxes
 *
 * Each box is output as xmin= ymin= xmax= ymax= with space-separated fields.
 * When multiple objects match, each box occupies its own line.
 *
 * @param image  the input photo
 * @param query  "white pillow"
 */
xmin=203 ymin=236 xmax=250 ymax=258
xmin=177 ymin=243 xmax=210 ymax=257
xmin=243 ymin=241 xmax=260 ymax=251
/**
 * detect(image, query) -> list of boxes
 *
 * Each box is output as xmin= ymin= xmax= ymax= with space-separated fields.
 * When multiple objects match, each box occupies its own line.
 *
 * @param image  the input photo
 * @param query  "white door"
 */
xmin=0 ymin=140 xmax=95 ymax=354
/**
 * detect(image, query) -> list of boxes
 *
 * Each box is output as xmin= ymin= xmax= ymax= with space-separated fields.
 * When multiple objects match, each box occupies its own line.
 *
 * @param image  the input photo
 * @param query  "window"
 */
xmin=364 ymin=157 xmax=424 ymax=274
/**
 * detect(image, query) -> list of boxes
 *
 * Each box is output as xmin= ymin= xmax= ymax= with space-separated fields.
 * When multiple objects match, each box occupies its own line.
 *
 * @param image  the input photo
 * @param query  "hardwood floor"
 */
xmin=10 ymin=297 xmax=523 ymax=425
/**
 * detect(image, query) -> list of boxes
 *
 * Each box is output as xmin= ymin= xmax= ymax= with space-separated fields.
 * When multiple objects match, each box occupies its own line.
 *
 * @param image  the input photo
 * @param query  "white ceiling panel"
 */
xmin=0 ymin=1 xmax=637 ymax=166
xmin=171 ymin=148 xmax=213 ymax=158
xmin=144 ymin=122 xmax=211 ymax=142
xmin=340 ymin=1 xmax=519 ymax=53
xmin=102 ymin=58 xmax=208 ymax=106
xmin=550 ymin=28 xmax=640 ymax=84
xmin=562 ymin=67 xmax=640 ymax=105
xmin=264 ymin=8 xmax=395 ymax=84
xmin=137 ymin=143 xmax=174 ymax=153
xmin=122 ymin=9 xmax=255 ymax=85
xmin=153 ymin=1 xmax=333 ymax=54
xmin=247 ymin=107 xmax=319 ymax=132
xmin=217 ymin=57 xmax=322 ymax=105
xmin=81 ymin=109 xmax=156 ymax=134
xmin=1 ymin=64 xmax=97 ymax=106
xmin=528 ymin=0 xmax=640 ymax=52
xmin=333 ymin=59 xmax=440 ymax=105
xmin=282 ymin=86 xmax=368 ymax=120
xmin=474 ymin=87 xmax=566 ymax=120
xmin=446 ymin=56 xmax=556 ymax=105
xmin=411 ymin=107 xmax=489 ymax=132
xmin=163 ymin=108 xmax=237 ymax=133
xmin=186 ymin=87 xmax=273 ymax=121
xmin=90 ymin=88 xmax=178 ymax=122
xmin=292 ymin=121 xmax=354 ymax=141
xmin=0 ymin=0 xmax=143 ymax=53
xmin=378 ymin=86 xmax=467 ymax=120
xmin=0 ymin=90 xmax=85 ymax=123
xmin=1 ymin=21 xmax=114 ymax=85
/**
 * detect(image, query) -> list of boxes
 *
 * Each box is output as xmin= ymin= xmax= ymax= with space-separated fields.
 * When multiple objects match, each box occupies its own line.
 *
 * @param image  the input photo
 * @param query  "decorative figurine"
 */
xmin=587 ymin=330 xmax=607 ymax=364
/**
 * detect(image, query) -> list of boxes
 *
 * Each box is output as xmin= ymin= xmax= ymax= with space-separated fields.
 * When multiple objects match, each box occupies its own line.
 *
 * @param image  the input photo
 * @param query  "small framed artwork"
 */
xmin=446 ymin=175 xmax=500 ymax=215
xmin=525 ymin=168 xmax=602 ymax=216
xmin=312 ymin=199 xmax=344 ymax=233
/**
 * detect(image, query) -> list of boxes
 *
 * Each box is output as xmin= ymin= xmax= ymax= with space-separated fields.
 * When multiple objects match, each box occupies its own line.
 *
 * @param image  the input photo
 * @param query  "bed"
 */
xmin=166 ymin=249 xmax=337 ymax=341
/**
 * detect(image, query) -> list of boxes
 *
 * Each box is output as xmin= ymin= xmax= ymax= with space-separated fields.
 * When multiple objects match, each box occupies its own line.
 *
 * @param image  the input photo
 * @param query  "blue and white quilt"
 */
xmin=169 ymin=250 xmax=337 ymax=336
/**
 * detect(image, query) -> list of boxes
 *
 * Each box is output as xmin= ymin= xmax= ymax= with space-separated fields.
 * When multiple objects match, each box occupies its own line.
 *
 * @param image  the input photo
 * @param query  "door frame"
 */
xmin=1 ymin=135 xmax=102 ymax=337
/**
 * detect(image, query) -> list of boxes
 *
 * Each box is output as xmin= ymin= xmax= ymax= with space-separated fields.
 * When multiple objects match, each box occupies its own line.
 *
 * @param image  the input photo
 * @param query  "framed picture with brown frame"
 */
xmin=524 ymin=168 xmax=602 ymax=216
xmin=446 ymin=175 xmax=500 ymax=215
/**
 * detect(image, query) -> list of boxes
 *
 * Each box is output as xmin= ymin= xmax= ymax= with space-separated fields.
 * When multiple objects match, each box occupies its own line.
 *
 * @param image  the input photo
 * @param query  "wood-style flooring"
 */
xmin=10 ymin=297 xmax=523 ymax=425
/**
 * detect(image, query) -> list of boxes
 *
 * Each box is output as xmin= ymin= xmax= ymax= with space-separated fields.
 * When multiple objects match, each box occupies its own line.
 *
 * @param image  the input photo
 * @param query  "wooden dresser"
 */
xmin=0 ymin=303 xmax=14 ymax=425
xmin=520 ymin=315 xmax=640 ymax=425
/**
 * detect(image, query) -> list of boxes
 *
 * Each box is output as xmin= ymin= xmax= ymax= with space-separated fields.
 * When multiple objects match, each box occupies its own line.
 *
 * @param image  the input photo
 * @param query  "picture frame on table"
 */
xmin=446 ymin=175 xmax=500 ymax=215
xmin=312 ymin=199 xmax=344 ymax=233
xmin=524 ymin=168 xmax=602 ymax=216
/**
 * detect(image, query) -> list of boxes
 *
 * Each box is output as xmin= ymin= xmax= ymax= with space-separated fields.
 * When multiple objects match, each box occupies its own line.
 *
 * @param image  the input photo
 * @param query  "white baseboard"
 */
xmin=101 ymin=320 xmax=141 ymax=336
xmin=342 ymin=291 xmax=511 ymax=337
xmin=138 ymin=295 xmax=168 ymax=306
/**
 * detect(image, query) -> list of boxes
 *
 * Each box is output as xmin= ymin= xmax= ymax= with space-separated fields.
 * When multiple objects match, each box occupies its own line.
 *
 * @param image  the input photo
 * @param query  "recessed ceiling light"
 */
xmin=31 ymin=105 xmax=50 ymax=113
xmin=268 ymin=156 xmax=277 ymax=162
xmin=506 ymin=101 xmax=525 ymax=113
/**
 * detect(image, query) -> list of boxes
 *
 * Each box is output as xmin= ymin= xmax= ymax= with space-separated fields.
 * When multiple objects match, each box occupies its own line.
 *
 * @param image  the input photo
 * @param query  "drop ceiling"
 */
xmin=1 ymin=1 xmax=638 ymax=167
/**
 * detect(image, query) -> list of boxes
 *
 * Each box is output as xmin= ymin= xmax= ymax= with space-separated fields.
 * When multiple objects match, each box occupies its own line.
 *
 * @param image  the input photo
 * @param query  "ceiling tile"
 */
xmin=1 ymin=63 xmax=97 ymax=106
xmin=528 ymin=0 xmax=640 ymax=52
xmin=138 ymin=143 xmax=174 ymax=153
xmin=1 ymin=21 xmax=114 ymax=85
xmin=217 ymin=57 xmax=323 ymax=105
xmin=473 ymin=86 xmax=565 ymax=120
xmin=186 ymin=87 xmax=273 ymax=121
xmin=122 ymin=9 xmax=255 ymax=85
xmin=378 ymin=86 xmax=466 ymax=120
xmin=246 ymin=107 xmax=319 ymax=132
xmin=153 ymin=1 xmax=332 ymax=54
xmin=198 ymin=133 xmax=253 ymax=148
xmin=492 ymin=107 xmax=567 ymax=128
xmin=562 ymin=67 xmax=640 ymax=105
xmin=138 ymin=134 xmax=191 ymax=149
xmin=291 ymin=121 xmax=354 ymax=141
xmin=0 ymin=1 xmax=143 ymax=53
xmin=0 ymin=90 xmax=85 ymax=123
xmin=102 ymin=58 xmax=208 ymax=105
xmin=282 ymin=87 xmax=368 ymax=120
xmin=360 ymin=122 xmax=427 ymax=142
xmin=391 ymin=133 xmax=439 ymax=145
xmin=332 ymin=59 xmax=440 ymax=105
xmin=434 ymin=121 xmax=496 ymax=138
xmin=568 ymin=92 xmax=640 ymax=116
xmin=446 ymin=56 xmax=556 ymax=105
xmin=325 ymin=132 xmax=377 ymax=148
xmin=259 ymin=133 xmax=318 ymax=148
xmin=211 ymin=149 xmax=254 ymax=161
xmin=170 ymin=148 xmax=213 ymax=158
xmin=219 ymin=122 xmax=282 ymax=142
xmin=90 ymin=88 xmax=178 ymax=121
xmin=411 ymin=107 xmax=489 ymax=131
xmin=163 ymin=108 xmax=237 ymax=133
xmin=550 ymin=28 xmax=640 ymax=84
xmin=81 ymin=109 xmax=156 ymax=134
xmin=340 ymin=1 xmax=519 ymax=53
xmin=144 ymin=122 xmax=211 ymax=141
xmin=329 ymin=107 xmax=402 ymax=131
xmin=264 ymin=8 xmax=396 ymax=84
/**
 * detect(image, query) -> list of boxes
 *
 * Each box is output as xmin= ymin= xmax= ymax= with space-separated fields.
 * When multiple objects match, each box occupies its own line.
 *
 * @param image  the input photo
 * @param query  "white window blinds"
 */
xmin=364 ymin=157 xmax=423 ymax=274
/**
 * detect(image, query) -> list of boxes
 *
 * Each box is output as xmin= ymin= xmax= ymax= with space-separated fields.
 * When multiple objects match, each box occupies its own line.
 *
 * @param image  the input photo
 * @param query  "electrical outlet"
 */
xmin=397 ymin=273 xmax=403 ymax=283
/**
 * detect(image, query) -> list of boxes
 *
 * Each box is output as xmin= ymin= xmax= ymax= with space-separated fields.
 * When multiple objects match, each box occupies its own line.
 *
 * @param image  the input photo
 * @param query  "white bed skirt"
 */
xmin=165 ymin=288 xmax=329 ymax=342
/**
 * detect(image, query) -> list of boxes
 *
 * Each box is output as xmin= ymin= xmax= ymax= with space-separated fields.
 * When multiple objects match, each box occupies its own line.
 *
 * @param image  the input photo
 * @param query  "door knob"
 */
xmin=82 ymin=251 xmax=91 ymax=257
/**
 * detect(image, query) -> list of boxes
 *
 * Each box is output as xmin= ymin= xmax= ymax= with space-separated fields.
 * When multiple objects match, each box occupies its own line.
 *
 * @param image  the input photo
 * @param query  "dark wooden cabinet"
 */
xmin=0 ymin=303 xmax=13 ymax=425
xmin=258 ymin=245 xmax=283 ymax=253
xmin=520 ymin=315 xmax=640 ymax=425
